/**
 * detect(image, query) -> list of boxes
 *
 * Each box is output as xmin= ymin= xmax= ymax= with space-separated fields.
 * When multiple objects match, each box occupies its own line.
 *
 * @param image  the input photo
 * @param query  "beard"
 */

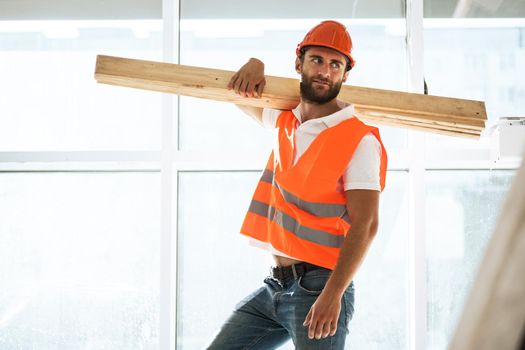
xmin=299 ymin=73 xmax=343 ymax=104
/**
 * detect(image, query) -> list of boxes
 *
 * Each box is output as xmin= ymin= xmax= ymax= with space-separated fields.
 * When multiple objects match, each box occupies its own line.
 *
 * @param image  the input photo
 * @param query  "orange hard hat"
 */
xmin=296 ymin=20 xmax=355 ymax=70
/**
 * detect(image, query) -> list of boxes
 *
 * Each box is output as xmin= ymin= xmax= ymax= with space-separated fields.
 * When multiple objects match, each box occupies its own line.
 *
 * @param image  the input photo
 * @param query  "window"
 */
xmin=0 ymin=172 xmax=161 ymax=348
xmin=0 ymin=20 xmax=162 ymax=151
xmin=425 ymin=170 xmax=515 ymax=349
xmin=1 ymin=0 xmax=522 ymax=349
xmin=422 ymin=1 xmax=524 ymax=347
xmin=178 ymin=18 xmax=407 ymax=152
xmin=177 ymin=171 xmax=409 ymax=349
xmin=423 ymin=18 xmax=525 ymax=150
xmin=177 ymin=5 xmax=410 ymax=348
xmin=0 ymin=16 xmax=162 ymax=350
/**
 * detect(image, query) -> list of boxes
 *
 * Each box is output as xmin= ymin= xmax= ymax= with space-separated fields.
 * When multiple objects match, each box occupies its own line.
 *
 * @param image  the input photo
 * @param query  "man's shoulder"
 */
xmin=262 ymin=108 xmax=295 ymax=128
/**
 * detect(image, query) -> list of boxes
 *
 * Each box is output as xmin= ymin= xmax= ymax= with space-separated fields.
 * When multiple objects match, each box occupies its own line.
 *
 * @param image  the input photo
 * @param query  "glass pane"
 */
xmin=424 ymin=0 xmax=525 ymax=18
xmin=0 ymin=20 xmax=162 ymax=151
xmin=425 ymin=170 xmax=516 ymax=350
xmin=348 ymin=171 xmax=409 ymax=350
xmin=177 ymin=170 xmax=408 ymax=349
xmin=179 ymin=18 xmax=407 ymax=152
xmin=0 ymin=172 xmax=160 ymax=349
xmin=423 ymin=17 xmax=525 ymax=149
xmin=182 ymin=0 xmax=405 ymax=19
xmin=1 ymin=0 xmax=161 ymax=20
xmin=177 ymin=171 xmax=269 ymax=349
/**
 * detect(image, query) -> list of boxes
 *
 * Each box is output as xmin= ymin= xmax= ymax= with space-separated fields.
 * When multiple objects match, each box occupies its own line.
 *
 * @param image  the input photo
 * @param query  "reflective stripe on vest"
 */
xmin=248 ymin=200 xmax=344 ymax=248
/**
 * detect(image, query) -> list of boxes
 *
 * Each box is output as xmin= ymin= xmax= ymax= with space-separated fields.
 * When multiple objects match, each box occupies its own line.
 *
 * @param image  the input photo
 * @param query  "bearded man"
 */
xmin=207 ymin=20 xmax=388 ymax=350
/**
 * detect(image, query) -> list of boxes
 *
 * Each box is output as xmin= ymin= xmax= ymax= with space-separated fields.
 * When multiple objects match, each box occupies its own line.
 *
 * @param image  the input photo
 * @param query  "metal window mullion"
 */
xmin=0 ymin=151 xmax=161 ymax=171
xmin=160 ymin=0 xmax=179 ymax=349
xmin=406 ymin=0 xmax=427 ymax=349
xmin=407 ymin=141 xmax=427 ymax=350
xmin=0 ymin=150 xmax=160 ymax=161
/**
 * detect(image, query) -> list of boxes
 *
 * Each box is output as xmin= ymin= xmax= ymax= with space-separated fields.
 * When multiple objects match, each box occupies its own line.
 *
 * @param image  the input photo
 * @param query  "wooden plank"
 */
xmin=95 ymin=55 xmax=487 ymax=139
xmin=357 ymin=108 xmax=485 ymax=131
xmin=449 ymin=153 xmax=525 ymax=350
xmin=357 ymin=111 xmax=483 ymax=132
xmin=337 ymin=86 xmax=486 ymax=122
xmin=358 ymin=114 xmax=481 ymax=139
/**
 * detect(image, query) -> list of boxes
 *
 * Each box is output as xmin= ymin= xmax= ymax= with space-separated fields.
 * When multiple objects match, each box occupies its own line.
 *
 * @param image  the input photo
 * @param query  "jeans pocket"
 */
xmin=296 ymin=271 xmax=331 ymax=295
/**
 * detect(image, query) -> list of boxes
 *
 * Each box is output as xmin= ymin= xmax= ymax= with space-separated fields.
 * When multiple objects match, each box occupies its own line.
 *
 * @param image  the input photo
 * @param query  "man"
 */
xmin=207 ymin=20 xmax=388 ymax=349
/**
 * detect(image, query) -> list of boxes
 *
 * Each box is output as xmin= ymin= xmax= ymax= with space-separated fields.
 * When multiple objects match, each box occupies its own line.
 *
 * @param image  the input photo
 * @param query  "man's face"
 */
xmin=296 ymin=46 xmax=349 ymax=104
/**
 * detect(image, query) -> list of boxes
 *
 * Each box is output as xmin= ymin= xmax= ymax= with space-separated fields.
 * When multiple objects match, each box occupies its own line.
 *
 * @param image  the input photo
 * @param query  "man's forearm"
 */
xmin=323 ymin=221 xmax=378 ymax=298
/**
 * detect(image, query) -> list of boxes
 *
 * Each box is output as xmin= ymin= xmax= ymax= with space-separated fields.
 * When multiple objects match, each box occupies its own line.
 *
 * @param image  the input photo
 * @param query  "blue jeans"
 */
xmin=207 ymin=268 xmax=355 ymax=350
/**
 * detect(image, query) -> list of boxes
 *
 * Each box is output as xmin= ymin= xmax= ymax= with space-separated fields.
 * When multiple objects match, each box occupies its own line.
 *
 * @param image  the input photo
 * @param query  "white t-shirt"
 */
xmin=262 ymin=102 xmax=382 ymax=192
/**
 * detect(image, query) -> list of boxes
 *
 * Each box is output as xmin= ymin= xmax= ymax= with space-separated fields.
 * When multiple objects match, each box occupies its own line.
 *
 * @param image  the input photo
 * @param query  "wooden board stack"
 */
xmin=95 ymin=55 xmax=487 ymax=139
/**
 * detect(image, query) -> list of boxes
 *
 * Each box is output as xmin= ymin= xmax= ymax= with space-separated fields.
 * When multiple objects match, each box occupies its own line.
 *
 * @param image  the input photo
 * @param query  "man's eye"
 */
xmin=331 ymin=63 xmax=341 ymax=69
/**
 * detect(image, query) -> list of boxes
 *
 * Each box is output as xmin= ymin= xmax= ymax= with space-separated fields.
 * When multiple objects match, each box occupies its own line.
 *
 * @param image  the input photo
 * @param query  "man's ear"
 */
xmin=342 ymin=70 xmax=349 ymax=83
xmin=295 ymin=57 xmax=302 ymax=74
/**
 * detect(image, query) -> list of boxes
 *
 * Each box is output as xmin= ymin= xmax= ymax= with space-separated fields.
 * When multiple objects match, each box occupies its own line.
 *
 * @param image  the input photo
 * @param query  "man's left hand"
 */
xmin=303 ymin=290 xmax=342 ymax=339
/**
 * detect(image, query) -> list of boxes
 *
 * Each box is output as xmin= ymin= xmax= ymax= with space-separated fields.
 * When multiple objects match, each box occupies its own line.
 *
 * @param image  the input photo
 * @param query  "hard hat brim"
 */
xmin=296 ymin=44 xmax=355 ymax=70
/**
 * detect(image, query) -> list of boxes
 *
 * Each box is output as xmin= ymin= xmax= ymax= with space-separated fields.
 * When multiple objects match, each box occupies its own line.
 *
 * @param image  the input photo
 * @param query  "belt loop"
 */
xmin=291 ymin=264 xmax=298 ymax=280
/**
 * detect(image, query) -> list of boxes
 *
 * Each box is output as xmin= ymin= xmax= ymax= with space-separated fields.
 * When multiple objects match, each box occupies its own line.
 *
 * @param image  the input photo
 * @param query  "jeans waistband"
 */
xmin=270 ymin=262 xmax=328 ymax=282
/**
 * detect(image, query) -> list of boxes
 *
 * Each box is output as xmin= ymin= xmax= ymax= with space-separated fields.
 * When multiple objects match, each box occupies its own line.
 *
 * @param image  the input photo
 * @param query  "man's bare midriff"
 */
xmin=273 ymin=254 xmax=304 ymax=267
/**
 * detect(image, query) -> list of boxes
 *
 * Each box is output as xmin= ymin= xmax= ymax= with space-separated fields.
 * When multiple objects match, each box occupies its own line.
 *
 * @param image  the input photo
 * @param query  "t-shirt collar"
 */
xmin=292 ymin=100 xmax=355 ymax=128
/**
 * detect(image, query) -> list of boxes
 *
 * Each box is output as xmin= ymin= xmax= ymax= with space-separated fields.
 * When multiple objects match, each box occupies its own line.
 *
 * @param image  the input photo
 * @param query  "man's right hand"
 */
xmin=227 ymin=58 xmax=267 ymax=125
xmin=228 ymin=58 xmax=266 ymax=98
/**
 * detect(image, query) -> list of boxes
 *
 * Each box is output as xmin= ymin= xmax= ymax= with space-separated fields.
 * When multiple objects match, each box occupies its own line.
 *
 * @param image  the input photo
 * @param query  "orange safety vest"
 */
xmin=240 ymin=110 xmax=388 ymax=270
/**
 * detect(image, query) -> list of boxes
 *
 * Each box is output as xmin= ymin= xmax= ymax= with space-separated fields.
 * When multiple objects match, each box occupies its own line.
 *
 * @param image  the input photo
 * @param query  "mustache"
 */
xmin=311 ymin=77 xmax=331 ymax=85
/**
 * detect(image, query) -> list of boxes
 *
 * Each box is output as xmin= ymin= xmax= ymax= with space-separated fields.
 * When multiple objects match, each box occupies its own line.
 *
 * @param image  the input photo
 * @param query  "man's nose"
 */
xmin=316 ymin=63 xmax=330 ymax=77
